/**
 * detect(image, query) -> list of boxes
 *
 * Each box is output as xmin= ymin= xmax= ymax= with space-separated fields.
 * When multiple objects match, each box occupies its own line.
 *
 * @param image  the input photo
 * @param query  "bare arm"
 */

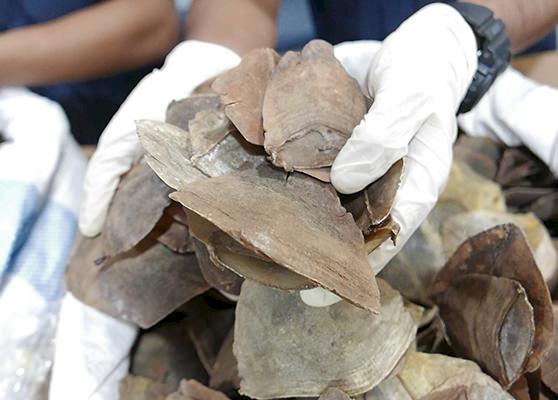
xmin=0 ymin=0 xmax=179 ymax=86
xmin=463 ymin=0 xmax=558 ymax=53
xmin=185 ymin=0 xmax=280 ymax=56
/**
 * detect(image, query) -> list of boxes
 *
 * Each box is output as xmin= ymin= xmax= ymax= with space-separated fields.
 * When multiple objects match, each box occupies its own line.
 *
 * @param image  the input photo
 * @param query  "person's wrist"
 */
xmin=449 ymin=2 xmax=511 ymax=113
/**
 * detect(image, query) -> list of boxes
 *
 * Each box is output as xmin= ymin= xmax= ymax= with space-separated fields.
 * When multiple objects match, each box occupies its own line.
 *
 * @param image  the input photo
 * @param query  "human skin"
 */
xmin=0 ymin=0 xmax=180 ymax=86
xmin=186 ymin=0 xmax=558 ymax=55
xmin=466 ymin=0 xmax=558 ymax=53
xmin=184 ymin=0 xmax=280 ymax=55
xmin=2 ymin=0 xmax=553 ymax=87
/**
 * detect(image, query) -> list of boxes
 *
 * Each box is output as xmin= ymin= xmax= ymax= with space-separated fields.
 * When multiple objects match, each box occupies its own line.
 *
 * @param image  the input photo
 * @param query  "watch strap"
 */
xmin=451 ymin=2 xmax=511 ymax=113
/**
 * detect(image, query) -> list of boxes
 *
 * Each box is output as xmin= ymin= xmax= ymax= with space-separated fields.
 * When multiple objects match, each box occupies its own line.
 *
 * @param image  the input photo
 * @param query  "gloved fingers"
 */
xmin=331 ymin=3 xmax=477 ymax=196
xmin=303 ymin=115 xmax=455 ymax=304
xmin=79 ymin=131 xmax=143 ymax=237
xmin=79 ymin=67 xmax=175 ymax=237
xmin=333 ymin=40 xmax=382 ymax=93
xmin=79 ymin=41 xmax=242 ymax=237
xmin=331 ymin=87 xmax=437 ymax=194
xmin=299 ymin=287 xmax=342 ymax=307
xmin=368 ymin=116 xmax=455 ymax=273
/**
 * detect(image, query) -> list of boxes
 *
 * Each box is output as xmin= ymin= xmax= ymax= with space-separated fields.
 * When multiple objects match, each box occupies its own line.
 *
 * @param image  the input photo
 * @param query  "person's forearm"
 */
xmin=185 ymin=0 xmax=279 ymax=56
xmin=463 ymin=0 xmax=558 ymax=53
xmin=0 ymin=0 xmax=179 ymax=86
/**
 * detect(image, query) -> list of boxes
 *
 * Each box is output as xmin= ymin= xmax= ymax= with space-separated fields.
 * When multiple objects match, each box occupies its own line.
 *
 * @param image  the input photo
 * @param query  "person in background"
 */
xmin=309 ymin=0 xmax=557 ymax=54
xmin=0 ymin=2 xmax=180 ymax=398
xmin=0 ymin=0 xmax=180 ymax=144
xmin=52 ymin=1 xmax=558 ymax=398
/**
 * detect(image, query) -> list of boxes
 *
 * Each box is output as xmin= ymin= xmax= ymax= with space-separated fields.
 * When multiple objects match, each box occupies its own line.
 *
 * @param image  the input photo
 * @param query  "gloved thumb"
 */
xmin=331 ymin=88 xmax=431 ymax=194
xmin=78 ymin=69 xmax=161 ymax=237
xmin=299 ymin=287 xmax=342 ymax=307
xmin=79 ymin=41 xmax=241 ymax=237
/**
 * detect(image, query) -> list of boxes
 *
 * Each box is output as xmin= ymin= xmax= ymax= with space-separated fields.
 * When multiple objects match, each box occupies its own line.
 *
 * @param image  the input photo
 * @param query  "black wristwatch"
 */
xmin=450 ymin=2 xmax=511 ymax=114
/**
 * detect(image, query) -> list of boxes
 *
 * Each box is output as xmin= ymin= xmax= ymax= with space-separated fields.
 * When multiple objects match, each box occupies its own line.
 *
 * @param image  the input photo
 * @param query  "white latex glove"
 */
xmin=300 ymin=4 xmax=478 ymax=307
xmin=459 ymin=67 xmax=558 ymax=176
xmin=58 ymin=41 xmax=239 ymax=400
xmin=79 ymin=40 xmax=240 ymax=237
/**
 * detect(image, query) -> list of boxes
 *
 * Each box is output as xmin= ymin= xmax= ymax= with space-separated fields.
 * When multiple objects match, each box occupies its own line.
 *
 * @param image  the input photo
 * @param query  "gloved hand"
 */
xmin=459 ymin=67 xmax=558 ymax=176
xmin=54 ymin=41 xmax=240 ymax=400
xmin=300 ymin=4 xmax=478 ymax=307
xmin=79 ymin=40 xmax=240 ymax=237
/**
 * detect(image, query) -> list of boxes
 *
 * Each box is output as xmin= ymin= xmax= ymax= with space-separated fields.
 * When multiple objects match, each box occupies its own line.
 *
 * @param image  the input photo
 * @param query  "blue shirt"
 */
xmin=0 ymin=0 xmax=161 ymax=144
xmin=309 ymin=0 xmax=556 ymax=54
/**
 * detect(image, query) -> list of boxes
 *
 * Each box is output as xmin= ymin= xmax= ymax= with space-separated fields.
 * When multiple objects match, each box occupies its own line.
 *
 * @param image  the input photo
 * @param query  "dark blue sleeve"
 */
xmin=0 ymin=0 xmax=99 ymax=29
xmin=1 ymin=0 xmax=163 ymax=144
xmin=309 ymin=0 xmax=556 ymax=55
xmin=309 ymin=0 xmax=452 ymax=43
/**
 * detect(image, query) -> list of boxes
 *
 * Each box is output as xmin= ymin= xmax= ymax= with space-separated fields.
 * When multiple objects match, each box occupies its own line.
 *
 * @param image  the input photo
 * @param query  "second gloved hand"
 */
xmin=301 ymin=4 xmax=478 ymax=307
xmin=79 ymin=40 xmax=240 ymax=237
xmin=459 ymin=67 xmax=558 ymax=176
xmin=66 ymin=40 xmax=240 ymax=400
